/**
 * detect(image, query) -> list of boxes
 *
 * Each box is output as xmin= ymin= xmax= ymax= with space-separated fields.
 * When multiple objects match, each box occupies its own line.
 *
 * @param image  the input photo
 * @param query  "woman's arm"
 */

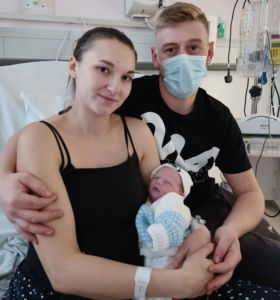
xmin=0 ymin=129 xmax=62 ymax=242
xmin=16 ymin=122 xmax=214 ymax=299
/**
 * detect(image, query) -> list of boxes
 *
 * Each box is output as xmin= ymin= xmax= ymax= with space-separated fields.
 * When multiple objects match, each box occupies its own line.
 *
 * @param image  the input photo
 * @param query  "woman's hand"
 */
xmin=175 ymin=243 xmax=214 ymax=299
xmin=0 ymin=172 xmax=62 ymax=243
xmin=170 ymin=226 xmax=211 ymax=269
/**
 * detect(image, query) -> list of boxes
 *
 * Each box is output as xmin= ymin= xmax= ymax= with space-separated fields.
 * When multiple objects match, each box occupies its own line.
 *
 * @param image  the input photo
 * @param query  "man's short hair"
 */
xmin=155 ymin=2 xmax=208 ymax=34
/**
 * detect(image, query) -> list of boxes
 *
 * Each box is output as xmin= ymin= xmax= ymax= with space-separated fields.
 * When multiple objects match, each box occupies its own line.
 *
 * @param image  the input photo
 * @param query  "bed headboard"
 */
xmin=0 ymin=26 xmax=156 ymax=70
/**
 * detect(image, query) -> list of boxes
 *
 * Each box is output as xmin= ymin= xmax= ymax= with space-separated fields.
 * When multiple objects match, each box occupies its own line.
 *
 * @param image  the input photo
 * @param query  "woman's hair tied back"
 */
xmin=73 ymin=27 xmax=137 ymax=62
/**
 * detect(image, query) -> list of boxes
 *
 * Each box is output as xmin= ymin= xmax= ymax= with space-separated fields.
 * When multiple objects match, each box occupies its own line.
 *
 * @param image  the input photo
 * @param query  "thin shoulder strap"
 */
xmin=40 ymin=121 xmax=72 ymax=171
xmin=120 ymin=114 xmax=137 ymax=158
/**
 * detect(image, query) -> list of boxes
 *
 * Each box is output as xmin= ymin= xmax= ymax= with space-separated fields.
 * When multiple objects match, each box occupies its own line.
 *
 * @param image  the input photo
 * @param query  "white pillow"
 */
xmin=0 ymin=61 xmax=69 ymax=144
xmin=21 ymin=92 xmax=66 ymax=123
xmin=0 ymin=83 xmax=26 ymax=151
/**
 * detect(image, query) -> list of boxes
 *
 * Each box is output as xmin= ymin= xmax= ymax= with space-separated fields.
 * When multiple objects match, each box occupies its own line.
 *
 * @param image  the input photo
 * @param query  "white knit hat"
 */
xmin=151 ymin=163 xmax=193 ymax=198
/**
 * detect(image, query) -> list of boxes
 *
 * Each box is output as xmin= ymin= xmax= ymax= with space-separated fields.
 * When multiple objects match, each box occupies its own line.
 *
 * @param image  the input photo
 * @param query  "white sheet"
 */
xmin=0 ymin=234 xmax=28 ymax=299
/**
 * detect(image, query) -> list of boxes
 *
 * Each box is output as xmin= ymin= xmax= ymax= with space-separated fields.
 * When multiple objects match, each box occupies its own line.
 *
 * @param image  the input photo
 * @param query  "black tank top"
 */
xmin=23 ymin=115 xmax=147 ymax=296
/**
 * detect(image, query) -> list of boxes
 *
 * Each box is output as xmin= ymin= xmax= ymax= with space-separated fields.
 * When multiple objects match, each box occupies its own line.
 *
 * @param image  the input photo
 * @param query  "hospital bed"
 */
xmin=0 ymin=60 xmax=70 ymax=297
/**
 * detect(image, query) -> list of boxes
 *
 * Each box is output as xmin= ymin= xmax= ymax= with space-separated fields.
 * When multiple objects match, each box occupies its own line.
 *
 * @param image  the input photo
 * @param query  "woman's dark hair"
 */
xmin=73 ymin=27 xmax=137 ymax=62
xmin=63 ymin=27 xmax=137 ymax=108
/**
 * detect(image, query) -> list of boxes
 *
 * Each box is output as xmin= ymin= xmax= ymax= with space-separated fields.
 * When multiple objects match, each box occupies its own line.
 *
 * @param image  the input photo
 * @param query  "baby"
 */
xmin=135 ymin=163 xmax=204 ymax=300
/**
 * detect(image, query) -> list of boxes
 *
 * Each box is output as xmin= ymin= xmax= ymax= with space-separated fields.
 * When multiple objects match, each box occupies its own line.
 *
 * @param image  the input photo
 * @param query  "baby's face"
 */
xmin=149 ymin=167 xmax=183 ymax=203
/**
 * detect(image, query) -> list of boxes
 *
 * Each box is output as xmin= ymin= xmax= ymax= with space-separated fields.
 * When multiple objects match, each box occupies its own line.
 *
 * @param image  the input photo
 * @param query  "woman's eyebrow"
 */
xmin=99 ymin=59 xmax=114 ymax=67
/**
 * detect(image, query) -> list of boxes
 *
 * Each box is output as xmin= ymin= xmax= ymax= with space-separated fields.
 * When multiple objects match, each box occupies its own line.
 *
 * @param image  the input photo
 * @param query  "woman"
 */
xmin=3 ymin=27 xmax=214 ymax=299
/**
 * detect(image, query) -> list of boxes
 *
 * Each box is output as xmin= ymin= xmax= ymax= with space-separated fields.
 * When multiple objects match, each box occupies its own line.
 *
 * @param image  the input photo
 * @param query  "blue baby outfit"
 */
xmin=136 ymin=192 xmax=192 ymax=253
xmin=135 ymin=192 xmax=192 ymax=300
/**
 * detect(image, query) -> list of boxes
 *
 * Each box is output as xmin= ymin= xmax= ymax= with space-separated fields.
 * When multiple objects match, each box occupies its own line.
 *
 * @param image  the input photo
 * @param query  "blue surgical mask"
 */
xmin=159 ymin=54 xmax=207 ymax=98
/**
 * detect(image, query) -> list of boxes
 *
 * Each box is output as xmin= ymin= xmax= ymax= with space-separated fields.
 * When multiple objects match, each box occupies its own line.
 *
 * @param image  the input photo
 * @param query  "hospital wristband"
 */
xmin=134 ymin=266 xmax=152 ymax=299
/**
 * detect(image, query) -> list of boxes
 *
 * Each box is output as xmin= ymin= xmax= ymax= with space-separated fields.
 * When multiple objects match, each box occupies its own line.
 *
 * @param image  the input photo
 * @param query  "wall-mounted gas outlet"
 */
xmin=25 ymin=0 xmax=48 ymax=10
xmin=23 ymin=0 xmax=53 ymax=15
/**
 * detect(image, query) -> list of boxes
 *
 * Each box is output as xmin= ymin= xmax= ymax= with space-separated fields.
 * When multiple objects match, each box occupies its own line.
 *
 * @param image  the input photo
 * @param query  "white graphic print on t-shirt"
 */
xmin=141 ymin=112 xmax=220 ymax=183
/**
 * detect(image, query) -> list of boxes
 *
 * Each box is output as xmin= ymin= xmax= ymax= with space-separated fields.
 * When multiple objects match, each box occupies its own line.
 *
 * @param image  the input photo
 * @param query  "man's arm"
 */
xmin=207 ymin=169 xmax=264 ymax=293
xmin=0 ymin=129 xmax=62 ymax=243
xmin=211 ymin=169 xmax=264 ymax=264
xmin=221 ymin=169 xmax=264 ymax=237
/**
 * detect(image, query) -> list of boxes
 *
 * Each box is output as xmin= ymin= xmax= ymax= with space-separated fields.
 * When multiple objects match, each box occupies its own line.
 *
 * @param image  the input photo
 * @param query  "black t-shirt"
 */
xmin=120 ymin=75 xmax=251 ymax=209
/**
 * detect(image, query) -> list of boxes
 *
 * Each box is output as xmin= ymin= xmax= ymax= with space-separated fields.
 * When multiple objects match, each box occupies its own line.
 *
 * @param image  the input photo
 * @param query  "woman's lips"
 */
xmin=99 ymin=94 xmax=117 ymax=103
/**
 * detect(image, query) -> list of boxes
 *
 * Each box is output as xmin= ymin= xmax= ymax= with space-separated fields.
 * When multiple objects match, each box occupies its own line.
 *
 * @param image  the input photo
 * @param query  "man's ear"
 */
xmin=151 ymin=46 xmax=160 ymax=69
xmin=69 ymin=56 xmax=77 ymax=78
xmin=206 ymin=41 xmax=214 ymax=65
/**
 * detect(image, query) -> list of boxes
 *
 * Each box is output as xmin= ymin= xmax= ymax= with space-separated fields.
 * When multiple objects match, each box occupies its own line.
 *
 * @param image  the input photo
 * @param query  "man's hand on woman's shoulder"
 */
xmin=0 ymin=172 xmax=62 ymax=243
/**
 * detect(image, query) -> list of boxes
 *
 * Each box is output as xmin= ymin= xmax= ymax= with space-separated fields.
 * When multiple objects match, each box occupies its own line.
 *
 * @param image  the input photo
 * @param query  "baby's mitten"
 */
xmin=149 ymin=211 xmax=186 ymax=251
xmin=135 ymin=204 xmax=154 ymax=246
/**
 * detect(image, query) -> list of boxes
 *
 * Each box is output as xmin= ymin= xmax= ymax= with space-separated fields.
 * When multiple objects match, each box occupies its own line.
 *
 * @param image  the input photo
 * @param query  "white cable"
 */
xmin=55 ymin=30 xmax=70 ymax=61
xmin=268 ymin=79 xmax=273 ymax=139
xmin=80 ymin=16 xmax=88 ymax=31
xmin=144 ymin=17 xmax=155 ymax=31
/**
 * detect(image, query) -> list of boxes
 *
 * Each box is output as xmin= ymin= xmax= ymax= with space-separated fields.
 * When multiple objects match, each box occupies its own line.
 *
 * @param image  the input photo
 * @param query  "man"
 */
xmin=0 ymin=2 xmax=279 ymax=294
